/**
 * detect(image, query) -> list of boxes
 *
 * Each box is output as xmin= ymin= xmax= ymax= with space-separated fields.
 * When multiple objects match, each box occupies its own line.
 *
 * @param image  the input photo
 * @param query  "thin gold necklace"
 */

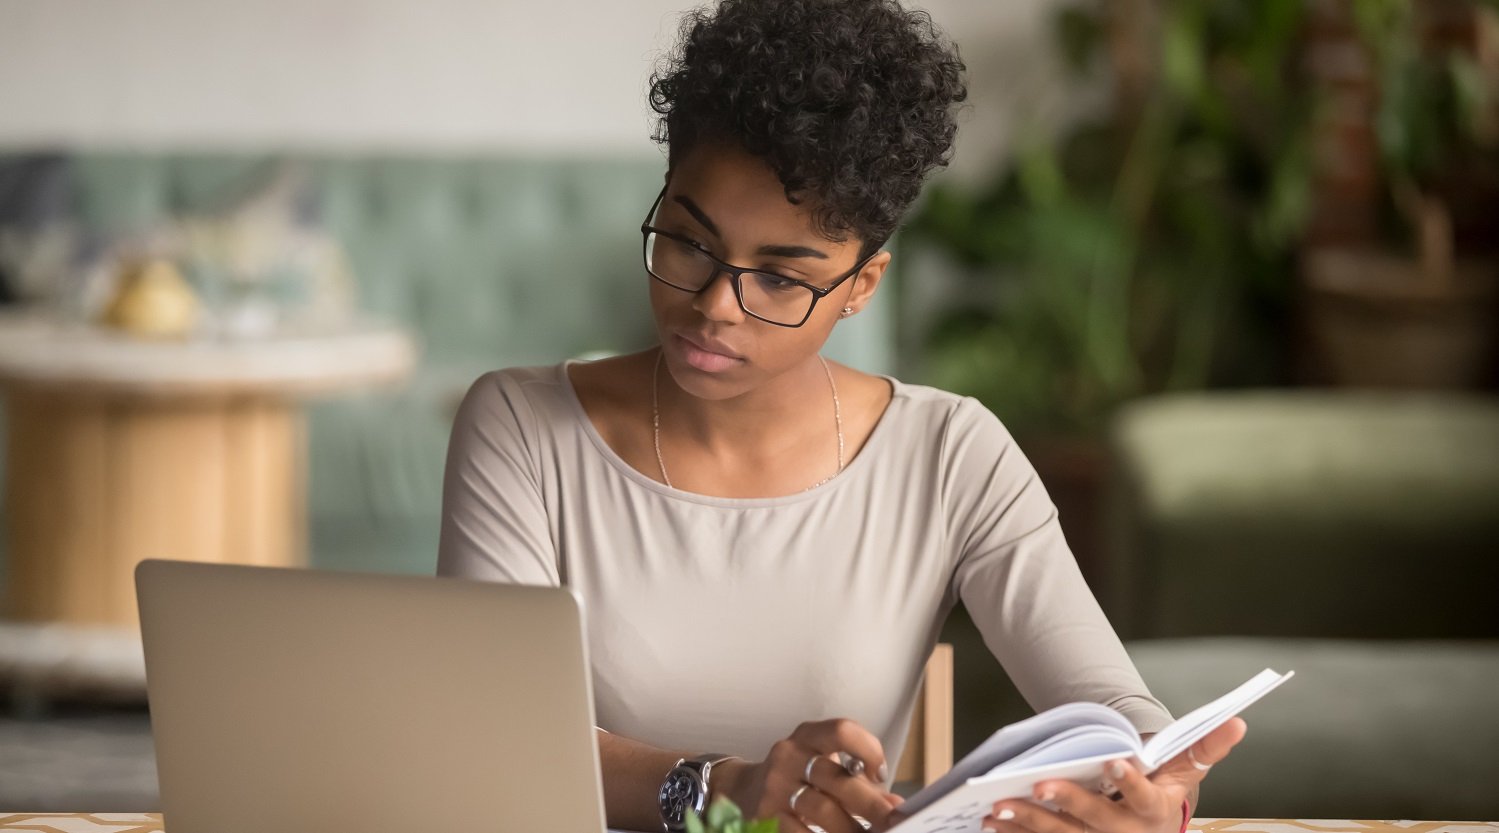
xmin=651 ymin=348 xmax=844 ymax=492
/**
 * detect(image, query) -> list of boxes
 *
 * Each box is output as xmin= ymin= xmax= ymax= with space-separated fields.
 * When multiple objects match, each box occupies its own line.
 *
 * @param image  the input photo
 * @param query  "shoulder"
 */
xmin=885 ymin=378 xmax=1017 ymax=454
xmin=452 ymin=363 xmax=576 ymax=446
xmin=879 ymin=381 xmax=1037 ymax=514
xmin=460 ymin=363 xmax=565 ymax=410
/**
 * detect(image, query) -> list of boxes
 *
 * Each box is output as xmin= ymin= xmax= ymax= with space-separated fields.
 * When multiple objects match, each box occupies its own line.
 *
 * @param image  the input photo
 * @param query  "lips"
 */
xmin=678 ymin=332 xmax=743 ymax=360
xmin=673 ymin=332 xmax=744 ymax=373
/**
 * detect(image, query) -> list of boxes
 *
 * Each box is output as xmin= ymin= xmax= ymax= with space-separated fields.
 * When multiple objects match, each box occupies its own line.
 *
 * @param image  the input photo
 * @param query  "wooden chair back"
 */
xmin=892 ymin=643 xmax=953 ymax=787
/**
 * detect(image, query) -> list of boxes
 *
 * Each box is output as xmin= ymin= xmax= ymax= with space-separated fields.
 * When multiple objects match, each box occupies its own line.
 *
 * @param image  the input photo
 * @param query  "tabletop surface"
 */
xmin=0 ymin=310 xmax=416 ymax=396
xmin=0 ymin=817 xmax=1494 ymax=833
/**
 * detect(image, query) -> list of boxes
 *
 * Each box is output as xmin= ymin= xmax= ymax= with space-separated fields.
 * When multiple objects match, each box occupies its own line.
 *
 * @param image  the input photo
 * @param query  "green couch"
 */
xmin=0 ymin=152 xmax=898 ymax=585
xmin=1107 ymin=392 xmax=1499 ymax=819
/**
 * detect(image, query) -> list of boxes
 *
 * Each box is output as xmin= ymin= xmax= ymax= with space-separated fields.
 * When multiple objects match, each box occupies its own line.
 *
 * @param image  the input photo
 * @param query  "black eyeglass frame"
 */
xmin=639 ymin=185 xmax=878 ymax=328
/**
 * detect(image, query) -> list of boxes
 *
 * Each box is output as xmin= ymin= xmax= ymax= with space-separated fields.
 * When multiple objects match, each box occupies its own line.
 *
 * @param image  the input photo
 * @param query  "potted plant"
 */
xmin=901 ymin=0 xmax=1313 ymax=582
xmin=1302 ymin=0 xmax=1499 ymax=388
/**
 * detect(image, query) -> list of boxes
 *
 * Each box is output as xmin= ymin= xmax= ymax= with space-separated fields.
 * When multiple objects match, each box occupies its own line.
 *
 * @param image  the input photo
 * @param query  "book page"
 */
xmin=889 ymin=668 xmax=1295 ymax=833
xmin=890 ymin=750 xmax=1127 ymax=833
xmin=900 ymin=701 xmax=1137 ymax=816
xmin=1141 ymin=669 xmax=1294 ymax=770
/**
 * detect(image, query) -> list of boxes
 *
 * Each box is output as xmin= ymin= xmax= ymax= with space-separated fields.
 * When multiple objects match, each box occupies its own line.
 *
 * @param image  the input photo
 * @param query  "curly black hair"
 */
xmin=649 ymin=0 xmax=967 ymax=256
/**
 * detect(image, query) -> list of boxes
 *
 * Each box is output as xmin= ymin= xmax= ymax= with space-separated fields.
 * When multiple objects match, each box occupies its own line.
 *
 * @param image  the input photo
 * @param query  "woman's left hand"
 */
xmin=983 ymin=717 xmax=1248 ymax=833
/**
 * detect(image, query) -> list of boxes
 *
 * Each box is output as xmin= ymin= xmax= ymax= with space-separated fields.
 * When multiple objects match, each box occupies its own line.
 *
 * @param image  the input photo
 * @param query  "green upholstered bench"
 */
xmin=1106 ymin=391 xmax=1499 ymax=640
xmin=1130 ymin=637 xmax=1499 ymax=820
xmin=1107 ymin=392 xmax=1499 ymax=820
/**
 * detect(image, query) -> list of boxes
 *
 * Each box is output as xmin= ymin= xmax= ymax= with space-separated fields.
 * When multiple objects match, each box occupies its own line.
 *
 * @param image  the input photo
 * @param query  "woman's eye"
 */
xmin=754 ymin=272 xmax=801 ymax=291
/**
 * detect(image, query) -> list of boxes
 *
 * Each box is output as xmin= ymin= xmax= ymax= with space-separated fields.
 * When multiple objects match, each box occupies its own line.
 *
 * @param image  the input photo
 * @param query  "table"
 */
xmin=0 ymin=311 xmax=416 ymax=629
xmin=0 ymin=819 xmax=1494 ymax=833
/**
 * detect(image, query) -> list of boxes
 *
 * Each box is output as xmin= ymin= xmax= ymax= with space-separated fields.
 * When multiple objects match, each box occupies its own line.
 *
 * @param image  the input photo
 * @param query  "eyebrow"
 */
xmin=673 ymin=195 xmax=831 ymax=261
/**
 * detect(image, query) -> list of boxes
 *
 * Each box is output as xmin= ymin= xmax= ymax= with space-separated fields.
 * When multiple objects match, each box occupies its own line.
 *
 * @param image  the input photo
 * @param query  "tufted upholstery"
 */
xmin=0 ymin=152 xmax=897 ymax=578
xmin=1106 ymin=391 xmax=1499 ymax=818
xmin=1106 ymin=391 xmax=1499 ymax=640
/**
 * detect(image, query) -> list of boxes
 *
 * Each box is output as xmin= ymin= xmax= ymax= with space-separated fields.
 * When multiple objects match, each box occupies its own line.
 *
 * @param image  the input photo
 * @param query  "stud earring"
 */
xmin=840 ymin=307 xmax=854 ymax=318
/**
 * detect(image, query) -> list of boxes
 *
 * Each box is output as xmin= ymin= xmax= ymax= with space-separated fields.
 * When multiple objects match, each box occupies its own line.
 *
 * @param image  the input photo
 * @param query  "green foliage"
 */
xmin=905 ymin=0 xmax=1311 ymax=435
xmin=1354 ymin=0 xmax=1499 ymax=234
xmin=684 ymin=797 xmax=778 ymax=833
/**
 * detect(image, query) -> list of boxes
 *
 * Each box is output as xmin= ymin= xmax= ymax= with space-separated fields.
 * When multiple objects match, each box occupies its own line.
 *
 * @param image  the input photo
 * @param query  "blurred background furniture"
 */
xmin=0 ymin=311 xmax=415 ymax=628
xmin=0 ymin=152 xmax=897 ymax=591
xmin=1108 ymin=391 xmax=1499 ymax=819
xmin=894 ymin=643 xmax=954 ymax=791
xmin=0 ymin=152 xmax=898 ymax=812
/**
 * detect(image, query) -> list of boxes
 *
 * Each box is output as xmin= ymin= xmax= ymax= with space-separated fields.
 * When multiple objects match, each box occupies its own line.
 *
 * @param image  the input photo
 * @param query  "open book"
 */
xmin=890 ymin=668 xmax=1295 ymax=833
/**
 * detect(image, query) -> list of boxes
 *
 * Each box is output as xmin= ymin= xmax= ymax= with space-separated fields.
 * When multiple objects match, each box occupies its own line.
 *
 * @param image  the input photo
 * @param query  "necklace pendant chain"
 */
xmin=652 ymin=348 xmax=844 ymax=492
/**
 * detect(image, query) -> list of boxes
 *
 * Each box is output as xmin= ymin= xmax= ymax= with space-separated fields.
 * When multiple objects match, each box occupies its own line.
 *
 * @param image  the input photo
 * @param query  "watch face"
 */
xmin=658 ymin=766 xmax=705 ymax=828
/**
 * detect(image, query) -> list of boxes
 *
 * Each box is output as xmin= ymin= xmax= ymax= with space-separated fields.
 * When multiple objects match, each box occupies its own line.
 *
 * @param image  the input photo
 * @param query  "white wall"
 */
xmin=0 ymin=0 xmax=1085 ymax=178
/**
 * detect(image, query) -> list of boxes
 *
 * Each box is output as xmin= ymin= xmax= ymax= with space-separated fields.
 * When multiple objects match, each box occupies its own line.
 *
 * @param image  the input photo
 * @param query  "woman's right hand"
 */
xmin=714 ymin=718 xmax=906 ymax=833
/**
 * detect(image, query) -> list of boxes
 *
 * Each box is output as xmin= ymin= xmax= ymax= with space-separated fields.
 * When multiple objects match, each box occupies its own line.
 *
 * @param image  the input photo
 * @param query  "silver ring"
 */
xmin=790 ymin=784 xmax=811 ymax=813
xmin=1187 ymin=749 xmax=1212 ymax=772
xmin=804 ymin=755 xmax=820 ymax=782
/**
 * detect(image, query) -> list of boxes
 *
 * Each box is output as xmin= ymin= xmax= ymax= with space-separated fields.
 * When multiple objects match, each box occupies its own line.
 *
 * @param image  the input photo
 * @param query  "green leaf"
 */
xmin=685 ymin=809 xmax=706 ymax=833
xmin=1161 ymin=3 xmax=1206 ymax=102
xmin=705 ymin=797 xmax=744 ymax=831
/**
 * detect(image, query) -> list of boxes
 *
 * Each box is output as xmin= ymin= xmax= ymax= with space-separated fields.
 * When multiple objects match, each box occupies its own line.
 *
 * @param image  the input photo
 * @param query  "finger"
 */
xmin=1155 ymin=719 xmax=1247 ymax=785
xmin=761 ymin=740 xmax=826 ymax=819
xmin=804 ymin=754 xmax=899 ymax=828
xmin=1036 ymin=778 xmax=1137 ymax=831
xmin=992 ymin=799 xmax=1084 ymax=833
xmin=789 ymin=785 xmax=860 ymax=833
xmin=1107 ymin=758 xmax=1172 ymax=818
xmin=765 ymin=740 xmax=889 ymax=827
xmin=1195 ymin=717 xmax=1247 ymax=765
xmin=982 ymin=818 xmax=1033 ymax=833
xmin=791 ymin=719 xmax=890 ymax=784
xmin=776 ymin=811 xmax=818 ymax=833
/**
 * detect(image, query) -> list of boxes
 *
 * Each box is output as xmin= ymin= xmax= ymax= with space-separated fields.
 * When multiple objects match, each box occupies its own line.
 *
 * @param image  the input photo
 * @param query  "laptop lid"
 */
xmin=135 ymin=559 xmax=607 ymax=833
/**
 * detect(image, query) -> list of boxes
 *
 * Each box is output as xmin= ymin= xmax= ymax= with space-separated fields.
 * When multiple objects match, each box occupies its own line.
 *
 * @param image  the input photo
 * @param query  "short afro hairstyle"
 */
xmin=649 ymin=0 xmax=967 ymax=256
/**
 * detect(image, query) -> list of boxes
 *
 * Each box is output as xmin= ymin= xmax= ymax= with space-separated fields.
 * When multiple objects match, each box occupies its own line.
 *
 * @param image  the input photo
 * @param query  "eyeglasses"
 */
xmin=640 ymin=186 xmax=875 ymax=328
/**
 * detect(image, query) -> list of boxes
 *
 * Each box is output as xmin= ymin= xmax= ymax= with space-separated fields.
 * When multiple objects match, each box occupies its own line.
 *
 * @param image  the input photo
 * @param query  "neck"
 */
xmin=654 ymin=349 xmax=833 ymax=458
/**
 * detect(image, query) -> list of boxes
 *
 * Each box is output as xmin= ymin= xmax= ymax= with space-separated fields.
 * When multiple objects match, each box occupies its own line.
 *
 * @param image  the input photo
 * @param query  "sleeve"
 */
xmin=941 ymin=397 xmax=1172 ymax=735
xmin=435 ymin=370 xmax=561 ymax=587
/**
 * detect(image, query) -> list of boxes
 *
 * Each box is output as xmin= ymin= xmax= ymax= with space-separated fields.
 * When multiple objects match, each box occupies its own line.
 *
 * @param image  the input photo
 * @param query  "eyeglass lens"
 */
xmin=645 ymin=232 xmax=816 ymax=325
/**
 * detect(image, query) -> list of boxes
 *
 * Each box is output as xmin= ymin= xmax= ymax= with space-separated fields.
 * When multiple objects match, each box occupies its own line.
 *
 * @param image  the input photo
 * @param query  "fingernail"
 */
xmin=1109 ymin=760 xmax=1127 ymax=779
xmin=878 ymin=762 xmax=889 ymax=782
xmin=1038 ymin=789 xmax=1055 ymax=802
xmin=998 ymin=809 xmax=1016 ymax=821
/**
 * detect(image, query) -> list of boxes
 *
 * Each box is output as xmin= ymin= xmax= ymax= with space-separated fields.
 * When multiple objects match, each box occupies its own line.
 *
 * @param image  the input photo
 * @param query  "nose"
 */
xmin=691 ymin=269 xmax=745 ymax=323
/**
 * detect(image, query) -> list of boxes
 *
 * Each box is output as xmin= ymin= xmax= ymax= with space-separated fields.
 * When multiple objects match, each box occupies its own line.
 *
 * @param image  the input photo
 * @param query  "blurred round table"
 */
xmin=0 ymin=310 xmax=417 ymax=629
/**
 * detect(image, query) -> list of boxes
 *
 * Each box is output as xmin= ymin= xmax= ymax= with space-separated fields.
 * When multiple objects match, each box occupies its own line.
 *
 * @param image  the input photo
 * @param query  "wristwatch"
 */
xmin=658 ymin=753 xmax=735 ymax=832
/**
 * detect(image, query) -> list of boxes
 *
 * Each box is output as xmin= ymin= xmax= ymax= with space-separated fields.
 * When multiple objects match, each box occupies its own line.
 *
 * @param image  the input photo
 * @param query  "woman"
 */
xmin=437 ymin=1 xmax=1245 ymax=831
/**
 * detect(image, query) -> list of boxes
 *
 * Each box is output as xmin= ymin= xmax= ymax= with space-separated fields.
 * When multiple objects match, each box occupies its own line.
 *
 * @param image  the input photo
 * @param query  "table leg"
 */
xmin=3 ymin=388 xmax=306 ymax=629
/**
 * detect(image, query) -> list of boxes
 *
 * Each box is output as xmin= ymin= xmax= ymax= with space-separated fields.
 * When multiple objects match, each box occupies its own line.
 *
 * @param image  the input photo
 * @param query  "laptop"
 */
xmin=135 ymin=559 xmax=610 ymax=832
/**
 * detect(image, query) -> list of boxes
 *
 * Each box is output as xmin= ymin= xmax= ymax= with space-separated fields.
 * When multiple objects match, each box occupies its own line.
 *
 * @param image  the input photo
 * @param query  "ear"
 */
xmin=839 ymin=250 xmax=892 ymax=318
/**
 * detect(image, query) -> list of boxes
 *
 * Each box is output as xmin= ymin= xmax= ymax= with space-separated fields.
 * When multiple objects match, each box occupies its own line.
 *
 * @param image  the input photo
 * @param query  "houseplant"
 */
xmin=1301 ymin=0 xmax=1499 ymax=388
xmin=900 ymin=0 xmax=1315 ymax=585
xmin=904 ymin=0 xmax=1313 ymax=438
xmin=685 ymin=798 xmax=778 ymax=833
